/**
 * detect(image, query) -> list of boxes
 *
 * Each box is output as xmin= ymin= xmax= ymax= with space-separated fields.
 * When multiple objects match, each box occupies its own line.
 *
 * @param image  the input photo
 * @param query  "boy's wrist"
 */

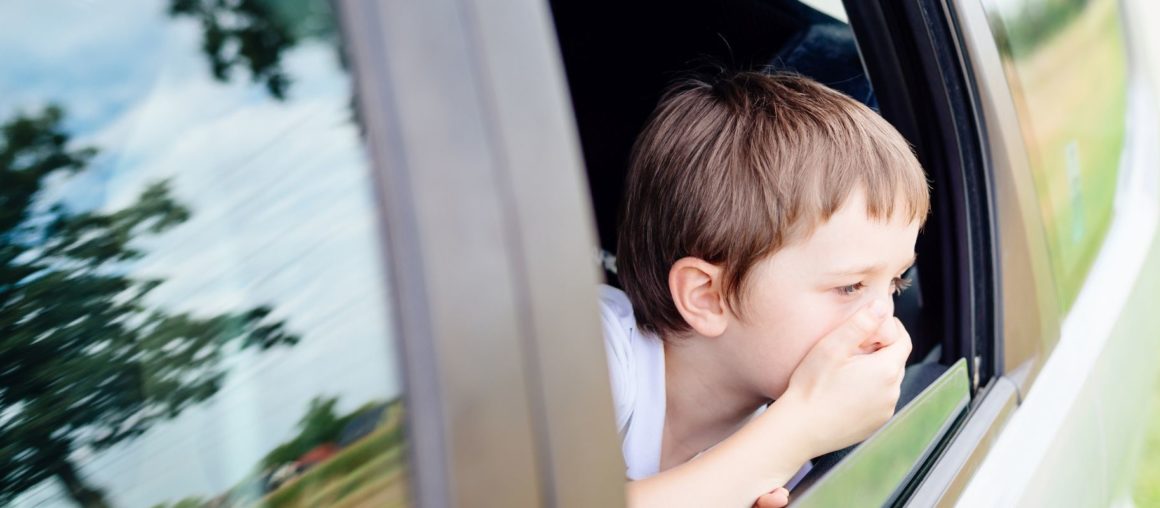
xmin=753 ymin=393 xmax=819 ymax=477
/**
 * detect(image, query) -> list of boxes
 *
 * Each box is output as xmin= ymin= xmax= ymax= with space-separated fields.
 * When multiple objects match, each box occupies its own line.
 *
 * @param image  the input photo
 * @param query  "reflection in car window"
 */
xmin=0 ymin=1 xmax=410 ymax=507
xmin=983 ymin=0 xmax=1128 ymax=310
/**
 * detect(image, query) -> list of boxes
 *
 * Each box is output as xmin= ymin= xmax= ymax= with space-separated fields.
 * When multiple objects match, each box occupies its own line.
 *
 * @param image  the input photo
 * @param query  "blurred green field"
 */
xmin=1133 ymin=373 xmax=1160 ymax=506
xmin=1004 ymin=0 xmax=1127 ymax=310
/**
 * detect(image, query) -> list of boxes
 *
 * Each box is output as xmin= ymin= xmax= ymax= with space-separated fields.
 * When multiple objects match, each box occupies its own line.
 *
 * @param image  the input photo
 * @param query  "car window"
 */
xmin=789 ymin=359 xmax=971 ymax=507
xmin=981 ymin=0 xmax=1129 ymax=311
xmin=0 ymin=1 xmax=410 ymax=506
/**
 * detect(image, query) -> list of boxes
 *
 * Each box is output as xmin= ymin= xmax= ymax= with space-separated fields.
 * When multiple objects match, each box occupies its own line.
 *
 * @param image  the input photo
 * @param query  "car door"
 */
xmin=950 ymin=0 xmax=1160 ymax=504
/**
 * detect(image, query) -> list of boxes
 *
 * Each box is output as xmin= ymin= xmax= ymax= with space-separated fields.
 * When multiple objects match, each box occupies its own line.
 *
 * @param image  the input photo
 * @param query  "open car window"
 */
xmin=541 ymin=0 xmax=1001 ymax=499
xmin=790 ymin=359 xmax=971 ymax=506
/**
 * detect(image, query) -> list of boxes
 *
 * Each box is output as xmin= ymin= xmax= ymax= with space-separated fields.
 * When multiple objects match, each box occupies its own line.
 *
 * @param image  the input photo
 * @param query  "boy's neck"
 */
xmin=659 ymin=337 xmax=768 ymax=471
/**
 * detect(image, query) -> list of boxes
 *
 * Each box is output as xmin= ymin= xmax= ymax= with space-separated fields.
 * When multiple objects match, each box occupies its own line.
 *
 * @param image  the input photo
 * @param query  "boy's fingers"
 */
xmin=753 ymin=487 xmax=790 ymax=508
xmin=859 ymin=315 xmax=901 ymax=352
xmin=877 ymin=319 xmax=913 ymax=365
xmin=830 ymin=299 xmax=890 ymax=351
xmin=879 ymin=317 xmax=901 ymax=345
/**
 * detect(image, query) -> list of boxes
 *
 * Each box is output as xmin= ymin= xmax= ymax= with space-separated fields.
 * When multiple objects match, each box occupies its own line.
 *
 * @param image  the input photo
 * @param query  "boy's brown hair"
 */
xmin=617 ymin=72 xmax=929 ymax=339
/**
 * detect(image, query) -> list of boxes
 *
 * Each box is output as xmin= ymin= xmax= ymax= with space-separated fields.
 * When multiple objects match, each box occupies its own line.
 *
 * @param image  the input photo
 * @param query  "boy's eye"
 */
xmin=891 ymin=276 xmax=914 ymax=296
xmin=837 ymin=282 xmax=865 ymax=296
xmin=835 ymin=276 xmax=913 ymax=297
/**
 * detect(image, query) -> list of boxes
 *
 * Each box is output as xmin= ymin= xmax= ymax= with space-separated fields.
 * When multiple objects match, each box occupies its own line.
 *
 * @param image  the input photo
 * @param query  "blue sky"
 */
xmin=3 ymin=1 xmax=405 ymax=506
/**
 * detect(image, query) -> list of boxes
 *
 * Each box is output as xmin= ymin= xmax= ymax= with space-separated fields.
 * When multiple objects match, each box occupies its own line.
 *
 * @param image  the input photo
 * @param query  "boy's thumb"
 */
xmin=833 ymin=299 xmax=890 ymax=349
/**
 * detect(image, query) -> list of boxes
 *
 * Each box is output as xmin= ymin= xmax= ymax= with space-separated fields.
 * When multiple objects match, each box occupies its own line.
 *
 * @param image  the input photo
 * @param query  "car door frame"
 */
xmin=834 ymin=0 xmax=1025 ymax=504
xmin=885 ymin=0 xmax=1158 ymax=503
xmin=335 ymin=0 xmax=1083 ymax=503
xmin=337 ymin=0 xmax=628 ymax=506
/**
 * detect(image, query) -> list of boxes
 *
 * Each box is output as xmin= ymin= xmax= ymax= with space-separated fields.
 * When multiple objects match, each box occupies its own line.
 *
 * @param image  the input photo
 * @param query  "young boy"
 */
xmin=601 ymin=72 xmax=929 ymax=507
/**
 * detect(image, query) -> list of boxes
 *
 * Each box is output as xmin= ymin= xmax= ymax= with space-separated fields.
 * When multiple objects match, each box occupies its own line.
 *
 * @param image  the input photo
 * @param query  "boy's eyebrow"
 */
xmin=827 ymin=253 xmax=918 ymax=277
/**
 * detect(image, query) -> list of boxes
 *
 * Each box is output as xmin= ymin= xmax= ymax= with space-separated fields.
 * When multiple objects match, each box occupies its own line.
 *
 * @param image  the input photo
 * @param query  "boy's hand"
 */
xmin=778 ymin=300 xmax=911 ymax=458
xmin=753 ymin=487 xmax=789 ymax=508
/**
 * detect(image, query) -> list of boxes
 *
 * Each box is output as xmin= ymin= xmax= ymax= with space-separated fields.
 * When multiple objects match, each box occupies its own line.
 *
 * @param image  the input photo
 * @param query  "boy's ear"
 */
xmin=669 ymin=257 xmax=729 ymax=338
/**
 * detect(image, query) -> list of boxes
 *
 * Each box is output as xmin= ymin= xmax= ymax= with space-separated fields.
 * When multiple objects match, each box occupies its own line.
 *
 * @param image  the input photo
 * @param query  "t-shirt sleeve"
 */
xmin=599 ymin=286 xmax=636 ymax=436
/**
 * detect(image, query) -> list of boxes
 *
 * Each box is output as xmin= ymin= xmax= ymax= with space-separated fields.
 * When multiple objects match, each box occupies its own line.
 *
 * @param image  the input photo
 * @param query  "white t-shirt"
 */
xmin=599 ymin=285 xmax=667 ymax=480
xmin=598 ymin=285 xmax=813 ymax=487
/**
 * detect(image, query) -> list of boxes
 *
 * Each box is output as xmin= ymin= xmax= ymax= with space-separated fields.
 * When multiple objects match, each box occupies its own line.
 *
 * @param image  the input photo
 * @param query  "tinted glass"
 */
xmin=0 ymin=1 xmax=410 ymax=506
xmin=791 ymin=359 xmax=970 ymax=507
xmin=983 ymin=0 xmax=1129 ymax=310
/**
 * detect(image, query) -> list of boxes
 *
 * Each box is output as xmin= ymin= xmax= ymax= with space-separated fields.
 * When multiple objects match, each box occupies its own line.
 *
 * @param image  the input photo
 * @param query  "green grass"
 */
xmin=301 ymin=447 xmax=405 ymax=506
xmin=1133 ymin=373 xmax=1160 ymax=506
xmin=260 ymin=421 xmax=407 ymax=508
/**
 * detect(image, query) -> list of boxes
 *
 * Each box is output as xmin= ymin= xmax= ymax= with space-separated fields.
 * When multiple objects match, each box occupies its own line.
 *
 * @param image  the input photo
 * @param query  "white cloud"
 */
xmin=0 ymin=0 xmax=187 ymax=133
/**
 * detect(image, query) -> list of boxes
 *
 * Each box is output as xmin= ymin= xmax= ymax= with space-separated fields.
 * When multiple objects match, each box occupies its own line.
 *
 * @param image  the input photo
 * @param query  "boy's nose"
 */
xmin=877 ymin=296 xmax=895 ymax=317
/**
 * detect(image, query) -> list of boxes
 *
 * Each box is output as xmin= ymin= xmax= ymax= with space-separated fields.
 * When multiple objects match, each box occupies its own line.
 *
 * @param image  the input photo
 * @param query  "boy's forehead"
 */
xmin=822 ymin=252 xmax=918 ymax=277
xmin=782 ymin=199 xmax=920 ymax=273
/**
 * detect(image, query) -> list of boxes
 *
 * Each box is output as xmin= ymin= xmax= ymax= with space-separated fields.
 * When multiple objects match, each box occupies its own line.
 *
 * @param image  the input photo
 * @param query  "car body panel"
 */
xmin=956 ymin=4 xmax=1160 ymax=501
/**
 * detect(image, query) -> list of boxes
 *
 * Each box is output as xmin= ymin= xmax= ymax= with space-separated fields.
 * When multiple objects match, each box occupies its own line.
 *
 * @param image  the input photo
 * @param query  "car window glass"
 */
xmin=982 ymin=0 xmax=1128 ymax=311
xmin=789 ymin=359 xmax=971 ymax=507
xmin=0 ymin=1 xmax=410 ymax=506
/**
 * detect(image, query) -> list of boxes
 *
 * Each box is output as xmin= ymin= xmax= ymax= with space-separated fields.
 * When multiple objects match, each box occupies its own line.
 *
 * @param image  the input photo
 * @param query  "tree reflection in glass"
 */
xmin=0 ymin=106 xmax=299 ymax=506
xmin=0 ymin=1 xmax=408 ymax=506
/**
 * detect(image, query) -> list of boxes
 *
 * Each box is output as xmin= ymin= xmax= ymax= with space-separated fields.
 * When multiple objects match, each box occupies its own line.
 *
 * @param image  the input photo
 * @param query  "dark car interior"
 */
xmin=548 ymin=0 xmax=964 ymax=483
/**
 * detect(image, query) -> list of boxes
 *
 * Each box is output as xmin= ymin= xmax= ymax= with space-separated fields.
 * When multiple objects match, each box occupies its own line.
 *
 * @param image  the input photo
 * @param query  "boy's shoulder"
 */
xmin=598 ymin=284 xmax=635 ymax=322
xmin=597 ymin=284 xmax=667 ymax=479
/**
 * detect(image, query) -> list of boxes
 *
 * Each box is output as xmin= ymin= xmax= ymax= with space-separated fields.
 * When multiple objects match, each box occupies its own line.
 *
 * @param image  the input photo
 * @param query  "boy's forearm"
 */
xmin=626 ymin=398 xmax=814 ymax=508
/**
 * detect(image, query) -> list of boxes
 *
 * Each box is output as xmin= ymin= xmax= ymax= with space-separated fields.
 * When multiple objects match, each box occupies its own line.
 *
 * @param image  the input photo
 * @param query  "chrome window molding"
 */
xmin=903 ymin=376 xmax=1018 ymax=507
